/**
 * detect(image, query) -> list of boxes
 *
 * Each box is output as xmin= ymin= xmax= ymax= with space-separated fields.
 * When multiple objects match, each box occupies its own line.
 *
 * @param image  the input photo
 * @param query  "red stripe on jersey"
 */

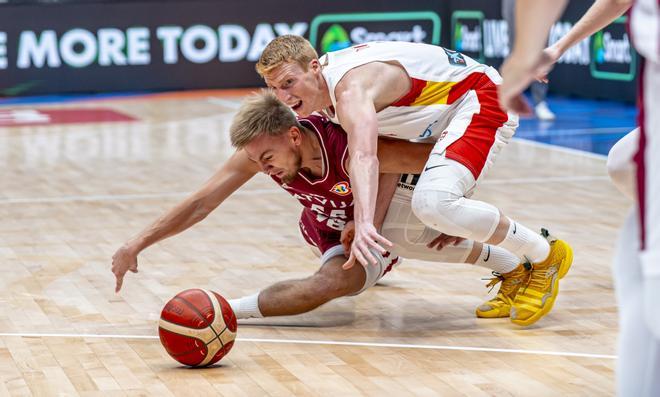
xmin=446 ymin=72 xmax=489 ymax=105
xmin=391 ymin=77 xmax=427 ymax=106
xmin=635 ymin=59 xmax=647 ymax=249
xmin=445 ymin=73 xmax=508 ymax=179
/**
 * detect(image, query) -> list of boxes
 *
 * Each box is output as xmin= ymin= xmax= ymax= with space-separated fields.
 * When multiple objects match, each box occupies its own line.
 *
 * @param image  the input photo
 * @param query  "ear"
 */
xmin=309 ymin=58 xmax=320 ymax=73
xmin=289 ymin=126 xmax=303 ymax=146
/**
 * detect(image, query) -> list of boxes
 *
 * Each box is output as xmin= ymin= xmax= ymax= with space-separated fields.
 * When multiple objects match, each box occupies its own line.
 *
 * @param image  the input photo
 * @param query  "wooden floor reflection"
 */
xmin=0 ymin=90 xmax=627 ymax=396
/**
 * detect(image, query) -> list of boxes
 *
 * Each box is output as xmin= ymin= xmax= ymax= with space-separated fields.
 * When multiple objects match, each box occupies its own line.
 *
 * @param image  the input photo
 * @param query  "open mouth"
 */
xmin=291 ymin=100 xmax=302 ymax=112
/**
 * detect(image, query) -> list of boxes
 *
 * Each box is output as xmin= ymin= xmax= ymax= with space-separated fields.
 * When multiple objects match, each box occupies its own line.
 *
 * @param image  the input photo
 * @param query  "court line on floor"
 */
xmin=0 ymin=174 xmax=611 ymax=205
xmin=515 ymin=138 xmax=608 ymax=160
xmin=0 ymin=332 xmax=615 ymax=360
xmin=518 ymin=126 xmax=634 ymax=136
xmin=481 ymin=175 xmax=610 ymax=185
xmin=207 ymin=97 xmax=242 ymax=109
xmin=0 ymin=189 xmax=283 ymax=205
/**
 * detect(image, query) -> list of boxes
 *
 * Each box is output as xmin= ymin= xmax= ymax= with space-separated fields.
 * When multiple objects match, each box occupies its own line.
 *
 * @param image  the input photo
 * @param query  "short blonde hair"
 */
xmin=229 ymin=90 xmax=302 ymax=148
xmin=256 ymin=35 xmax=319 ymax=76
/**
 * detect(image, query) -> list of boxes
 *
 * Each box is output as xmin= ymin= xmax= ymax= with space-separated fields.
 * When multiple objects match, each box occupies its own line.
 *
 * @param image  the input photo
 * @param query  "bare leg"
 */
xmin=607 ymin=128 xmax=638 ymax=200
xmin=251 ymin=256 xmax=366 ymax=317
xmin=486 ymin=211 xmax=510 ymax=245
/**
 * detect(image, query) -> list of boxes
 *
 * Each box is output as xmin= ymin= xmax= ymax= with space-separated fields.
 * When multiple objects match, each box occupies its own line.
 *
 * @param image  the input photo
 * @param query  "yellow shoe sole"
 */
xmin=476 ymin=305 xmax=511 ymax=318
xmin=476 ymin=311 xmax=511 ymax=318
xmin=511 ymin=240 xmax=573 ymax=326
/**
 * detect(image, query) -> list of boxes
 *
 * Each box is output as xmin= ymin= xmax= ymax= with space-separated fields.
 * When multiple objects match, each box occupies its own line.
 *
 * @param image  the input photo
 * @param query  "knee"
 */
xmin=606 ymin=160 xmax=635 ymax=201
xmin=607 ymin=130 xmax=638 ymax=199
xmin=411 ymin=189 xmax=458 ymax=231
xmin=309 ymin=269 xmax=361 ymax=300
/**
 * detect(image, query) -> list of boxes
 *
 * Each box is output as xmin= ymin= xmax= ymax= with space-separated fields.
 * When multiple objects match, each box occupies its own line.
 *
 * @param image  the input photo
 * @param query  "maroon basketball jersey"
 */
xmin=270 ymin=115 xmax=353 ymax=238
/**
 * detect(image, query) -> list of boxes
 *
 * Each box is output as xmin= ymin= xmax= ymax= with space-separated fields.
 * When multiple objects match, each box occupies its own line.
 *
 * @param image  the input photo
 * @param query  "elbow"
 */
xmin=350 ymin=151 xmax=379 ymax=170
xmin=190 ymin=199 xmax=213 ymax=223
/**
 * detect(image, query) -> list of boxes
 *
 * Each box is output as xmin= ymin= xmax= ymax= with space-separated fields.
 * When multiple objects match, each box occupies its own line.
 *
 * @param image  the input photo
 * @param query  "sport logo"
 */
xmin=593 ymin=31 xmax=631 ymax=64
xmin=443 ymin=48 xmax=466 ymax=67
xmin=321 ymin=24 xmax=351 ymax=53
xmin=418 ymin=119 xmax=438 ymax=139
xmin=451 ymin=10 xmax=484 ymax=62
xmin=309 ymin=11 xmax=441 ymax=54
xmin=593 ymin=31 xmax=605 ymax=64
xmin=590 ymin=16 xmax=637 ymax=81
xmin=330 ymin=181 xmax=351 ymax=196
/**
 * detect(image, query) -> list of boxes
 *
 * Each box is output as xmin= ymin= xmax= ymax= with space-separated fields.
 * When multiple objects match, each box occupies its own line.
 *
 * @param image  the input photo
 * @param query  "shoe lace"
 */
xmin=483 ymin=271 xmax=504 ymax=293
xmin=483 ymin=271 xmax=524 ymax=303
xmin=524 ymin=263 xmax=557 ymax=292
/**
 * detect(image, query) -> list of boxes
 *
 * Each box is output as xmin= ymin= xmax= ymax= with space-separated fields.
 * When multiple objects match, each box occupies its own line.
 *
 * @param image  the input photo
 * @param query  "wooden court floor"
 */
xmin=0 ymin=91 xmax=630 ymax=396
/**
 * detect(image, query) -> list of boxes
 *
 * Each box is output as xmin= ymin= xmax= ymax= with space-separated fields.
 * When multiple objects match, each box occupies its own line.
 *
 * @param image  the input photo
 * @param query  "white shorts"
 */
xmin=382 ymin=174 xmax=476 ymax=264
xmin=305 ymin=175 xmax=475 ymax=295
xmin=423 ymin=69 xmax=518 ymax=183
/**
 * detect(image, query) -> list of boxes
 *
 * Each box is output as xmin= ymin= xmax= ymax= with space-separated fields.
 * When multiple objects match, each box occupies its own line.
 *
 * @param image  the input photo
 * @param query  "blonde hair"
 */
xmin=229 ymin=90 xmax=302 ymax=148
xmin=256 ymin=35 xmax=319 ymax=76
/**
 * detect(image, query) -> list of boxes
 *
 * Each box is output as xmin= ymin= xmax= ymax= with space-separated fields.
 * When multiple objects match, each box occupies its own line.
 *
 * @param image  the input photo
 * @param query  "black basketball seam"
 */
xmin=173 ymin=294 xmax=215 ymax=329
xmin=175 ymin=296 xmax=224 ymax=348
xmin=205 ymin=325 xmax=228 ymax=347
xmin=211 ymin=292 xmax=238 ymax=333
xmin=213 ymin=325 xmax=229 ymax=347
xmin=163 ymin=291 xmax=233 ymax=364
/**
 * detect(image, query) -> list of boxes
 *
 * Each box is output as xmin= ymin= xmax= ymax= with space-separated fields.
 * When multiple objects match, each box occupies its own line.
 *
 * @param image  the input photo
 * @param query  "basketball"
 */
xmin=158 ymin=289 xmax=237 ymax=367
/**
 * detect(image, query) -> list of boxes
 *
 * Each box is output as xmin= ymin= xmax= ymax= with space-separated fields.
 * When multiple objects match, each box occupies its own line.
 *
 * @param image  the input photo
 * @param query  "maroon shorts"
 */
xmin=298 ymin=209 xmax=343 ymax=255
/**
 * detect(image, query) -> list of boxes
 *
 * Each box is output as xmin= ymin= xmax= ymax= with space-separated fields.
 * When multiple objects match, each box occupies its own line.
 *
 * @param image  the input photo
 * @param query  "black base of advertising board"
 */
xmin=0 ymin=0 xmax=636 ymax=102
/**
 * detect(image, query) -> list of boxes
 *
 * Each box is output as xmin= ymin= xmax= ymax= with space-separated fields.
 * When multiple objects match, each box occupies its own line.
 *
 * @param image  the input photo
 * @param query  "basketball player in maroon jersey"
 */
xmin=112 ymin=91 xmax=527 ymax=321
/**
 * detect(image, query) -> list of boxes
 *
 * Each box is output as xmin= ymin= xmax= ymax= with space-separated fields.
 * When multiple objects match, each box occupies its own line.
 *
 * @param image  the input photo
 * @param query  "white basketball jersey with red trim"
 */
xmin=319 ymin=41 xmax=501 ymax=140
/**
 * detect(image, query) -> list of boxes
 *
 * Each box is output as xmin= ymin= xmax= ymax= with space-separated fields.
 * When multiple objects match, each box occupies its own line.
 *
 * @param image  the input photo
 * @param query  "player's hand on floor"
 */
xmin=340 ymin=221 xmax=355 ymax=256
xmin=426 ymin=233 xmax=465 ymax=251
xmin=112 ymin=245 xmax=139 ymax=292
xmin=342 ymin=222 xmax=392 ymax=270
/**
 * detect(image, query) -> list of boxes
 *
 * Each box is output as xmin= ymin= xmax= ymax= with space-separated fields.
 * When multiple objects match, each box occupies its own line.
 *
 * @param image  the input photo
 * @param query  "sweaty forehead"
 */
xmin=265 ymin=62 xmax=302 ymax=85
xmin=245 ymin=134 xmax=280 ymax=159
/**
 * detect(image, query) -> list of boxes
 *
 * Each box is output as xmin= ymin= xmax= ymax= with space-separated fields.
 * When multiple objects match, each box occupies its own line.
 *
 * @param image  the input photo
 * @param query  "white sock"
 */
xmin=228 ymin=292 xmax=263 ymax=319
xmin=474 ymin=244 xmax=520 ymax=274
xmin=497 ymin=219 xmax=550 ymax=263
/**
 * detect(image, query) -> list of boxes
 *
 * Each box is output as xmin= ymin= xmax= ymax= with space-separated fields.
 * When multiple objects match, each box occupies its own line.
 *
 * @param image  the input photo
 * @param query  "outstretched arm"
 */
xmin=536 ymin=0 xmax=632 ymax=82
xmin=112 ymin=150 xmax=259 ymax=292
xmin=499 ymin=0 xmax=568 ymax=111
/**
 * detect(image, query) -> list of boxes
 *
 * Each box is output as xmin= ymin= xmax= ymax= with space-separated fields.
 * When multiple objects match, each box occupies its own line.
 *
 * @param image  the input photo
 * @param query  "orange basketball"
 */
xmin=158 ymin=289 xmax=237 ymax=367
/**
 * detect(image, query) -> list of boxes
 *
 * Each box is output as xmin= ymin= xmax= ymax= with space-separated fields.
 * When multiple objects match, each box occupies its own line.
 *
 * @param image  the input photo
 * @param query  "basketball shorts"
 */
xmin=422 ymin=69 xmax=518 ymax=183
xmin=298 ymin=208 xmax=401 ymax=295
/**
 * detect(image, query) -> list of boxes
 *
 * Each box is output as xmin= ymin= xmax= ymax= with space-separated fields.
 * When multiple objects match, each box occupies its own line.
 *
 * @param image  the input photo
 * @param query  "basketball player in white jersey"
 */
xmin=112 ymin=91 xmax=528 ymax=322
xmin=503 ymin=0 xmax=660 ymax=394
xmin=257 ymin=36 xmax=573 ymax=326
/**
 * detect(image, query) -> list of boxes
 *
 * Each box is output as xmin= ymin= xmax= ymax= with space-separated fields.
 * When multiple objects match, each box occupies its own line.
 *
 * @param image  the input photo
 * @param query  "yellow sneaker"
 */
xmin=476 ymin=263 xmax=531 ymax=318
xmin=510 ymin=229 xmax=573 ymax=326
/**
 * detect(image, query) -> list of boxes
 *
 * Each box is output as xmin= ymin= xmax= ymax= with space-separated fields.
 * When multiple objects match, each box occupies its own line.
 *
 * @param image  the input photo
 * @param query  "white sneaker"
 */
xmin=535 ymin=101 xmax=556 ymax=121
